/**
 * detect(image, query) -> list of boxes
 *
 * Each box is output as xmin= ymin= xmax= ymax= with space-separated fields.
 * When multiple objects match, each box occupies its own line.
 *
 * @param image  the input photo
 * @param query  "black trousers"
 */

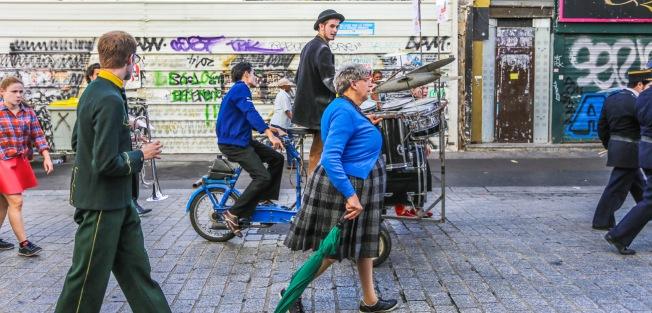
xmin=609 ymin=168 xmax=652 ymax=246
xmin=593 ymin=167 xmax=645 ymax=228
xmin=218 ymin=140 xmax=284 ymax=217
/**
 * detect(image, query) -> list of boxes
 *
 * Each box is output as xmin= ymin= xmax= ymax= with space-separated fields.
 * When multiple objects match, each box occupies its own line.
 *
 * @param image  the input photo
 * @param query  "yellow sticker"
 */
xmin=510 ymin=72 xmax=519 ymax=80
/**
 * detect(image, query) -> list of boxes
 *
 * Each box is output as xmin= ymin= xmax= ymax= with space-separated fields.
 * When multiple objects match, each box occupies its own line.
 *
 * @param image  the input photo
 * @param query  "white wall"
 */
xmin=0 ymin=0 xmax=457 ymax=153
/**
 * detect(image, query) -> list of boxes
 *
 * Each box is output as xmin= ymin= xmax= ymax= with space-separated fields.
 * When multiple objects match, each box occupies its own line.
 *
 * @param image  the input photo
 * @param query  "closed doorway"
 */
xmin=494 ymin=26 xmax=535 ymax=143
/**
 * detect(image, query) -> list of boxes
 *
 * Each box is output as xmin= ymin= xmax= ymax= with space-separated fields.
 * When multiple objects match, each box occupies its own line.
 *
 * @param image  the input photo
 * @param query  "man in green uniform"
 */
xmin=55 ymin=31 xmax=171 ymax=313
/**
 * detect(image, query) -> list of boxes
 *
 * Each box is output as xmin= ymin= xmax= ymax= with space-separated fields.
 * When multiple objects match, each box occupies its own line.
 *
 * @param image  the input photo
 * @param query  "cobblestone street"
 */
xmin=0 ymin=186 xmax=650 ymax=312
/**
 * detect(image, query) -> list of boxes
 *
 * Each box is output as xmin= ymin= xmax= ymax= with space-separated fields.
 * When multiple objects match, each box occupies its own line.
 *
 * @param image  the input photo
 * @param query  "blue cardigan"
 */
xmin=216 ymin=81 xmax=268 ymax=147
xmin=320 ymin=97 xmax=382 ymax=198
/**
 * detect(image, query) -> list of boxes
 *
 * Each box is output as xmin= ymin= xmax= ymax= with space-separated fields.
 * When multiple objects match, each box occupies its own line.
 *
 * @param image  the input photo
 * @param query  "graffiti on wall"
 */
xmin=556 ymin=35 xmax=652 ymax=141
xmin=1 ymin=34 xmax=452 ymax=153
xmin=0 ymin=38 xmax=96 ymax=150
xmin=404 ymin=36 xmax=452 ymax=52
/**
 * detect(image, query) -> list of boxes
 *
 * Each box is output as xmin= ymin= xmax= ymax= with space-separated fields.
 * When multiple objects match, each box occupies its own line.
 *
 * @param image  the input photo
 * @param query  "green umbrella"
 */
xmin=275 ymin=217 xmax=346 ymax=313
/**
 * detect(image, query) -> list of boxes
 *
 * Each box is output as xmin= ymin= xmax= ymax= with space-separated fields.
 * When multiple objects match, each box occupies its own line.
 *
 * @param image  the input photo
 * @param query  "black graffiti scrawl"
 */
xmin=0 ymin=38 xmax=96 ymax=151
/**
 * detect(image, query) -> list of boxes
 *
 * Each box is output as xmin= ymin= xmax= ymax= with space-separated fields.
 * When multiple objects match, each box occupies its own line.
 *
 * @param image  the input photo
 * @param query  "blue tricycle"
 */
xmin=186 ymin=135 xmax=392 ymax=266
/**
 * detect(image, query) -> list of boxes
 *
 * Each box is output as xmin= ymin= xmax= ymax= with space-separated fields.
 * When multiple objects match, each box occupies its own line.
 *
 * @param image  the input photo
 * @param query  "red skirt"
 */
xmin=0 ymin=157 xmax=37 ymax=194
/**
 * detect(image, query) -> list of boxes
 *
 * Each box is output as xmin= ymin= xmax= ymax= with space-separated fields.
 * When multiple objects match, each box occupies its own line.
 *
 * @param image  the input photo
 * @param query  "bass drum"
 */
xmin=384 ymin=143 xmax=430 ymax=208
xmin=379 ymin=114 xmax=410 ymax=170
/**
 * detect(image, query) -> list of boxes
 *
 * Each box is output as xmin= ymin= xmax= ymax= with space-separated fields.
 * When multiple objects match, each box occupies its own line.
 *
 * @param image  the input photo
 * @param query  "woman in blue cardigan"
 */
xmin=284 ymin=63 xmax=399 ymax=313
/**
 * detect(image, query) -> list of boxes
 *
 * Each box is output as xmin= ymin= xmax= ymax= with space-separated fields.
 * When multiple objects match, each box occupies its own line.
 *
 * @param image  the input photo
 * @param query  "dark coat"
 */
xmin=598 ymin=89 xmax=640 ymax=168
xmin=292 ymin=36 xmax=336 ymax=130
xmin=70 ymin=76 xmax=144 ymax=210
xmin=636 ymin=88 xmax=652 ymax=169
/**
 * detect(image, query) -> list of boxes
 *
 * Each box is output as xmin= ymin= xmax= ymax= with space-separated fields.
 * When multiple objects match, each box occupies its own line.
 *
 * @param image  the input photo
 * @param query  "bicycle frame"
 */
xmin=185 ymin=135 xmax=304 ymax=224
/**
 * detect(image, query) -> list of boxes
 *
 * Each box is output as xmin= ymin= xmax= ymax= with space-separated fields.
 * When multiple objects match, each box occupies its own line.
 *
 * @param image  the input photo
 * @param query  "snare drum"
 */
xmin=400 ymin=98 xmax=442 ymax=139
xmin=379 ymin=115 xmax=410 ymax=170
xmin=381 ymin=97 xmax=413 ymax=112
xmin=360 ymin=99 xmax=377 ymax=113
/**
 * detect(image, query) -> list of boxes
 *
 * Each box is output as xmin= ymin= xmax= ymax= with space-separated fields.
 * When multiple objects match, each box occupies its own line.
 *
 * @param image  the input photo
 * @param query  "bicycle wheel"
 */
xmin=189 ymin=187 xmax=238 ymax=242
xmin=373 ymin=223 xmax=392 ymax=267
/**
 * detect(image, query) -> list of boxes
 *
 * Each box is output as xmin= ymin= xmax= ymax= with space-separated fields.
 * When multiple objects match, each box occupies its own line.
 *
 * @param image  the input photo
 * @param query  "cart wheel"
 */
xmin=373 ymin=223 xmax=392 ymax=267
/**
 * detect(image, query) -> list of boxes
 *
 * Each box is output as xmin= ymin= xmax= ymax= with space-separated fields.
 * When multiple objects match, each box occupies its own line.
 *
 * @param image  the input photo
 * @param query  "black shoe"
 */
xmin=359 ymin=298 xmax=399 ymax=313
xmin=605 ymin=233 xmax=636 ymax=255
xmin=0 ymin=239 xmax=14 ymax=250
xmin=134 ymin=202 xmax=152 ymax=216
xmin=18 ymin=241 xmax=42 ymax=257
xmin=280 ymin=288 xmax=305 ymax=313
xmin=592 ymin=225 xmax=611 ymax=231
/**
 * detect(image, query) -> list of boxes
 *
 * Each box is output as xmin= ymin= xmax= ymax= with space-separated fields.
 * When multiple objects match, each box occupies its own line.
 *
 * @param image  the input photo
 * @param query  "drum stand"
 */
xmin=381 ymin=86 xmax=446 ymax=224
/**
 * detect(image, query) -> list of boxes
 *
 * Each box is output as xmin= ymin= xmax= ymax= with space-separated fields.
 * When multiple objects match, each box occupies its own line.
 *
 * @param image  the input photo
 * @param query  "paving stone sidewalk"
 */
xmin=1 ymin=186 xmax=651 ymax=313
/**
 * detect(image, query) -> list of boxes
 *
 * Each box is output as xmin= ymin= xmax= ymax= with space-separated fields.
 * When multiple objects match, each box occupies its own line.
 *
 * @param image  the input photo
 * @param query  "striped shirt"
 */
xmin=0 ymin=102 xmax=49 ymax=160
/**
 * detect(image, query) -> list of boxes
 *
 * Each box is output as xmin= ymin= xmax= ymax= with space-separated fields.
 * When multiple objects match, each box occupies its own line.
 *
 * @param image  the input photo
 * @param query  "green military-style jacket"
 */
xmin=70 ymin=70 xmax=144 ymax=210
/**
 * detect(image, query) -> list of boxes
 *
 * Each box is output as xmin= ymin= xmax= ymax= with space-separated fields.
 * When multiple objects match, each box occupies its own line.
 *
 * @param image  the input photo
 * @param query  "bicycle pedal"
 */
xmin=238 ymin=218 xmax=251 ymax=228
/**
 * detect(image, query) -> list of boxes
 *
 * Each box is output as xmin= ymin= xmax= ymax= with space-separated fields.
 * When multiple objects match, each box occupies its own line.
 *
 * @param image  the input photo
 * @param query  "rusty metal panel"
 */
xmin=552 ymin=34 xmax=652 ymax=143
xmin=495 ymin=27 xmax=535 ymax=143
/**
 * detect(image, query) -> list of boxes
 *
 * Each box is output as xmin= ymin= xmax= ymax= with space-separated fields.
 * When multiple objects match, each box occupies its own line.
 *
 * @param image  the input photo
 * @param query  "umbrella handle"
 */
xmin=336 ymin=215 xmax=348 ymax=228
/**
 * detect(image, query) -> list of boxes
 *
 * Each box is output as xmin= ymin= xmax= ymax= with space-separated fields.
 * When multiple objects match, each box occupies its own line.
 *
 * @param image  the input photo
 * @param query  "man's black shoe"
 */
xmin=280 ymin=288 xmax=305 ymax=313
xmin=18 ymin=241 xmax=42 ymax=257
xmin=605 ymin=233 xmax=636 ymax=255
xmin=0 ymin=239 xmax=14 ymax=250
xmin=135 ymin=201 xmax=152 ymax=216
xmin=359 ymin=298 xmax=399 ymax=313
xmin=592 ymin=225 xmax=610 ymax=231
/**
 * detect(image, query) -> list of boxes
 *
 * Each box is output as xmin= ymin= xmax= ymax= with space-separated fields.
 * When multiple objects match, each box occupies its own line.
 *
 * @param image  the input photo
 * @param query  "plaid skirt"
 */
xmin=284 ymin=158 xmax=386 ymax=261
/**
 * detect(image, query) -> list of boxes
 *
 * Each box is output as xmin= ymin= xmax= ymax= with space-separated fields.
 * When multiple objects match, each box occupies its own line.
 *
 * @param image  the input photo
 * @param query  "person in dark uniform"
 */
xmin=592 ymin=71 xmax=650 ymax=230
xmin=83 ymin=62 xmax=152 ymax=216
xmin=55 ymin=31 xmax=171 ymax=312
xmin=605 ymin=68 xmax=652 ymax=255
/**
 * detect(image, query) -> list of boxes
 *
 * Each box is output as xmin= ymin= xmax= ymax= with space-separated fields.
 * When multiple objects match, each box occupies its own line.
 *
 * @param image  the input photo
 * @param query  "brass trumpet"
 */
xmin=131 ymin=107 xmax=168 ymax=202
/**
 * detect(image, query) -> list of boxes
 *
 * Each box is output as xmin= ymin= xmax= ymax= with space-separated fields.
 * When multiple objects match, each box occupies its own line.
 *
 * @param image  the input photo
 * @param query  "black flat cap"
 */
xmin=314 ymin=9 xmax=345 ymax=31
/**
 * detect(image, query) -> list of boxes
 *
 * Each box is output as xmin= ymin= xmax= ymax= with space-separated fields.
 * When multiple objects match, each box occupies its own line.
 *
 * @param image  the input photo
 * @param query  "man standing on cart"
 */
xmin=293 ymin=9 xmax=345 ymax=174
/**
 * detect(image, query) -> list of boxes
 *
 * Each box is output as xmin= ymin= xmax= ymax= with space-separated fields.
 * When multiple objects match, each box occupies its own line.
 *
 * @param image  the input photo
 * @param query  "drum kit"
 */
xmin=371 ymin=55 xmax=455 ymax=221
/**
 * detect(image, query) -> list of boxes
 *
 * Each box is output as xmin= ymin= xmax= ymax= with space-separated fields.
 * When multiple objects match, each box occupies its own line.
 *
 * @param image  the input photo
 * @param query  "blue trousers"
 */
xmin=593 ymin=167 xmax=645 ymax=228
xmin=609 ymin=168 xmax=652 ymax=246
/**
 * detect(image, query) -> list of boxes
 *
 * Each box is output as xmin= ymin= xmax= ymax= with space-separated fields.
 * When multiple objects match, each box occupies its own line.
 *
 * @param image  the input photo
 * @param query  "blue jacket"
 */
xmin=637 ymin=88 xmax=652 ymax=168
xmin=320 ymin=97 xmax=382 ymax=198
xmin=216 ymin=81 xmax=268 ymax=147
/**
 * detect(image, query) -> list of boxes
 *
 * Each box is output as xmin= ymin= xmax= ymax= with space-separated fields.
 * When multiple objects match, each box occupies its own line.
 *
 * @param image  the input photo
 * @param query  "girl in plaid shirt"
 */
xmin=0 ymin=76 xmax=53 ymax=257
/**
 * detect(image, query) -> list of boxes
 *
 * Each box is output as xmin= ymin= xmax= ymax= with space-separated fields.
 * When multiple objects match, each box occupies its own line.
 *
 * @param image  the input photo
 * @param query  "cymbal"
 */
xmin=408 ymin=56 xmax=456 ymax=75
xmin=374 ymin=72 xmax=441 ymax=93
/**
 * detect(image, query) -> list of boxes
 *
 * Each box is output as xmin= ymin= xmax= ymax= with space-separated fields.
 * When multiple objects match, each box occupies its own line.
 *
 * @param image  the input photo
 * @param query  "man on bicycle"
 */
xmin=216 ymin=62 xmax=285 ymax=237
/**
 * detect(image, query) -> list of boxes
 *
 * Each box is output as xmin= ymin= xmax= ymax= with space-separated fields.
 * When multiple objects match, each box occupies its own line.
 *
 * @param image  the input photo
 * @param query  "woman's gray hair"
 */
xmin=334 ymin=63 xmax=371 ymax=95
